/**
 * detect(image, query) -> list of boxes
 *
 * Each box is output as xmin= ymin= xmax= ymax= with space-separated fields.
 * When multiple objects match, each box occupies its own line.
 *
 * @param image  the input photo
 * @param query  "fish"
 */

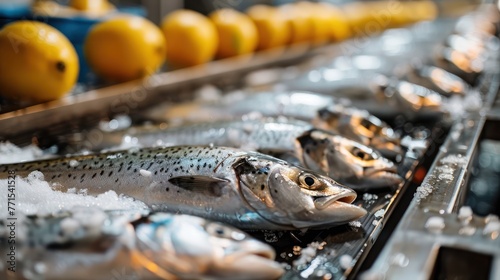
xmin=0 ymin=146 xmax=366 ymax=230
xmin=313 ymin=104 xmax=403 ymax=159
xmin=141 ymin=90 xmax=403 ymax=157
xmin=296 ymin=130 xmax=403 ymax=190
xmin=0 ymin=209 xmax=284 ymax=279
xmin=64 ymin=118 xmax=403 ymax=189
xmin=407 ymin=64 xmax=470 ymax=96
xmin=372 ymin=77 xmax=444 ymax=119
xmin=434 ymin=46 xmax=482 ymax=86
xmin=101 ymin=117 xmax=315 ymax=153
xmin=143 ymin=91 xmax=348 ymax=123
xmin=134 ymin=212 xmax=284 ymax=280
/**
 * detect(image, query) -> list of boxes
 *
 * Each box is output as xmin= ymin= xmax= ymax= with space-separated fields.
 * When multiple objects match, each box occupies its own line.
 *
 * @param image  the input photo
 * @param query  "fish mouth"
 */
xmin=364 ymin=167 xmax=398 ymax=178
xmin=365 ymin=169 xmax=404 ymax=188
xmin=223 ymin=240 xmax=284 ymax=279
xmin=313 ymin=189 xmax=357 ymax=210
xmin=310 ymin=190 xmax=367 ymax=226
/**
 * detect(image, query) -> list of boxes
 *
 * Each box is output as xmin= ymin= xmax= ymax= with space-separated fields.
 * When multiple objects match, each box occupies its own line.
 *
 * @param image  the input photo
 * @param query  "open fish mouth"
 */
xmin=365 ymin=168 xmax=404 ymax=187
xmin=223 ymin=241 xmax=284 ymax=279
xmin=364 ymin=167 xmax=399 ymax=178
xmin=313 ymin=189 xmax=357 ymax=210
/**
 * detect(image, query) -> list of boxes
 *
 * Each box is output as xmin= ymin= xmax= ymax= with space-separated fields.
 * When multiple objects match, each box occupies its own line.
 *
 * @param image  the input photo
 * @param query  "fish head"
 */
xmin=135 ymin=213 xmax=284 ymax=279
xmin=296 ymin=130 xmax=403 ymax=189
xmin=396 ymin=81 xmax=443 ymax=111
xmin=315 ymin=105 xmax=403 ymax=158
xmin=234 ymin=154 xmax=366 ymax=229
xmin=328 ymin=135 xmax=403 ymax=189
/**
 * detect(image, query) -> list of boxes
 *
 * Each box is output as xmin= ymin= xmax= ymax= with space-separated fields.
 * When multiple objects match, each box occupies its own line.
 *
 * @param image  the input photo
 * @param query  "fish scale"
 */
xmin=2 ymin=146 xmax=258 ymax=226
xmin=1 ymin=145 xmax=367 ymax=230
xmin=128 ymin=118 xmax=312 ymax=151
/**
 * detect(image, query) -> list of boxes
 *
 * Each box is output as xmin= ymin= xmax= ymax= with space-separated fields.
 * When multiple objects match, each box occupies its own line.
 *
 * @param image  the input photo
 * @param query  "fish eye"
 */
xmin=206 ymin=223 xmax=229 ymax=237
xmin=298 ymin=173 xmax=323 ymax=190
xmin=352 ymin=148 xmax=373 ymax=161
xmin=360 ymin=119 xmax=373 ymax=130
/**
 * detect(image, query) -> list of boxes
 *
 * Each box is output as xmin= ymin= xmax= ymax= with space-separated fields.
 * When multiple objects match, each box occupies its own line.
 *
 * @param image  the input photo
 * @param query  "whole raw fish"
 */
xmin=313 ymin=104 xmax=403 ymax=158
xmin=296 ymin=130 xmax=403 ymax=190
xmin=0 ymin=209 xmax=284 ymax=279
xmin=0 ymin=146 xmax=366 ymax=230
xmin=72 ymin=118 xmax=402 ymax=190
xmin=143 ymin=91 xmax=345 ymax=123
xmin=407 ymin=64 xmax=470 ymax=96
xmin=142 ymin=90 xmax=403 ymax=157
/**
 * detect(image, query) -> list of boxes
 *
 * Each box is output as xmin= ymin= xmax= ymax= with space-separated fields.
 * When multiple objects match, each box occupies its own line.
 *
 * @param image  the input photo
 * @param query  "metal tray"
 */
xmin=0 ymin=16 xmax=488 ymax=280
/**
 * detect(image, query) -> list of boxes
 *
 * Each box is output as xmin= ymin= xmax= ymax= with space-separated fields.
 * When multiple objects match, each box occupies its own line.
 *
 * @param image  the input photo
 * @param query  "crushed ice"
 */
xmin=0 ymin=171 xmax=149 ymax=219
xmin=425 ymin=216 xmax=445 ymax=233
xmin=415 ymin=154 xmax=468 ymax=203
xmin=292 ymin=241 xmax=327 ymax=267
xmin=0 ymin=142 xmax=45 ymax=164
xmin=339 ymin=254 xmax=353 ymax=270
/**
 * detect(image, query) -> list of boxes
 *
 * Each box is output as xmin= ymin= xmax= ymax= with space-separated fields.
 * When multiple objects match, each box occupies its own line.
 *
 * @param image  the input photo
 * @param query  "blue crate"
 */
xmin=0 ymin=3 xmax=31 ymax=27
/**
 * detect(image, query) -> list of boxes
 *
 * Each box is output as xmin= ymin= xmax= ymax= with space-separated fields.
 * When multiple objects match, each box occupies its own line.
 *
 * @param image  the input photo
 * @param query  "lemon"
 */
xmin=246 ymin=5 xmax=289 ymax=50
xmin=84 ymin=16 xmax=166 ymax=83
xmin=0 ymin=21 xmax=79 ymax=103
xmin=294 ymin=2 xmax=330 ymax=45
xmin=343 ymin=2 xmax=376 ymax=37
xmin=407 ymin=1 xmax=438 ymax=23
xmin=278 ymin=4 xmax=311 ymax=45
xmin=70 ymin=0 xmax=115 ymax=16
xmin=209 ymin=9 xmax=258 ymax=59
xmin=319 ymin=3 xmax=352 ymax=42
xmin=161 ymin=10 xmax=217 ymax=68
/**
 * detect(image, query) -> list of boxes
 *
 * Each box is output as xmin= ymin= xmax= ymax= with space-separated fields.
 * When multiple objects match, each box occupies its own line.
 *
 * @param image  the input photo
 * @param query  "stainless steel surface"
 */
xmin=363 ymin=68 xmax=500 ymax=279
xmin=1 ymin=10 xmax=498 ymax=280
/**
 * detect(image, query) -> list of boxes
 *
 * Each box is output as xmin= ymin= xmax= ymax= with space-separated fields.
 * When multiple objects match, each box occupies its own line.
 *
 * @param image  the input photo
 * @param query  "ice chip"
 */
xmin=425 ymin=216 xmax=445 ymax=233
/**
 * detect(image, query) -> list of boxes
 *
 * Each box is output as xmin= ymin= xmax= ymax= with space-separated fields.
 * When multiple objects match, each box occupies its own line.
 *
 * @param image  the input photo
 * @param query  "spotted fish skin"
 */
xmin=0 ymin=210 xmax=284 ymax=280
xmin=1 ymin=146 xmax=366 ymax=230
xmin=144 ymin=91 xmax=342 ymax=123
xmin=1 ymin=146 xmax=257 ymax=226
xmin=72 ymin=117 xmax=402 ymax=190
xmin=100 ymin=118 xmax=313 ymax=152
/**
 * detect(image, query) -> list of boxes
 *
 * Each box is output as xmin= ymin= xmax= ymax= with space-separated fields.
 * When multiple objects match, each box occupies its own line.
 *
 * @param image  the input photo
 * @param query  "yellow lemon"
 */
xmin=84 ymin=16 xmax=166 ymax=83
xmin=319 ymin=3 xmax=352 ymax=42
xmin=294 ymin=2 xmax=330 ymax=45
xmin=246 ymin=5 xmax=289 ymax=50
xmin=0 ymin=21 xmax=79 ymax=103
xmin=407 ymin=1 xmax=438 ymax=23
xmin=209 ymin=9 xmax=258 ymax=59
xmin=343 ymin=2 xmax=376 ymax=37
xmin=70 ymin=0 xmax=115 ymax=16
xmin=161 ymin=10 xmax=217 ymax=68
xmin=278 ymin=4 xmax=311 ymax=45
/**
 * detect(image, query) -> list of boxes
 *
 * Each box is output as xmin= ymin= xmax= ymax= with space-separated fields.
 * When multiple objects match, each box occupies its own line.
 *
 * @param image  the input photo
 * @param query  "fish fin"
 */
xmin=168 ymin=176 xmax=230 ymax=197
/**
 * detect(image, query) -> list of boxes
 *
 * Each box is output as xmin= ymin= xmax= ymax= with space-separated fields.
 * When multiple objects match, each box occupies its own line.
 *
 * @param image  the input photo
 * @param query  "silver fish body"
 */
xmin=134 ymin=213 xmax=284 ymax=279
xmin=0 ymin=209 xmax=283 ymax=279
xmin=313 ymin=104 xmax=403 ymax=159
xmin=71 ymin=118 xmax=401 ymax=189
xmin=142 ymin=90 xmax=403 ymax=157
xmin=373 ymin=79 xmax=444 ymax=118
xmin=407 ymin=64 xmax=470 ymax=96
xmin=296 ymin=129 xmax=403 ymax=190
xmin=117 ymin=117 xmax=313 ymax=152
xmin=144 ymin=91 xmax=344 ymax=123
xmin=0 ymin=146 xmax=366 ymax=230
